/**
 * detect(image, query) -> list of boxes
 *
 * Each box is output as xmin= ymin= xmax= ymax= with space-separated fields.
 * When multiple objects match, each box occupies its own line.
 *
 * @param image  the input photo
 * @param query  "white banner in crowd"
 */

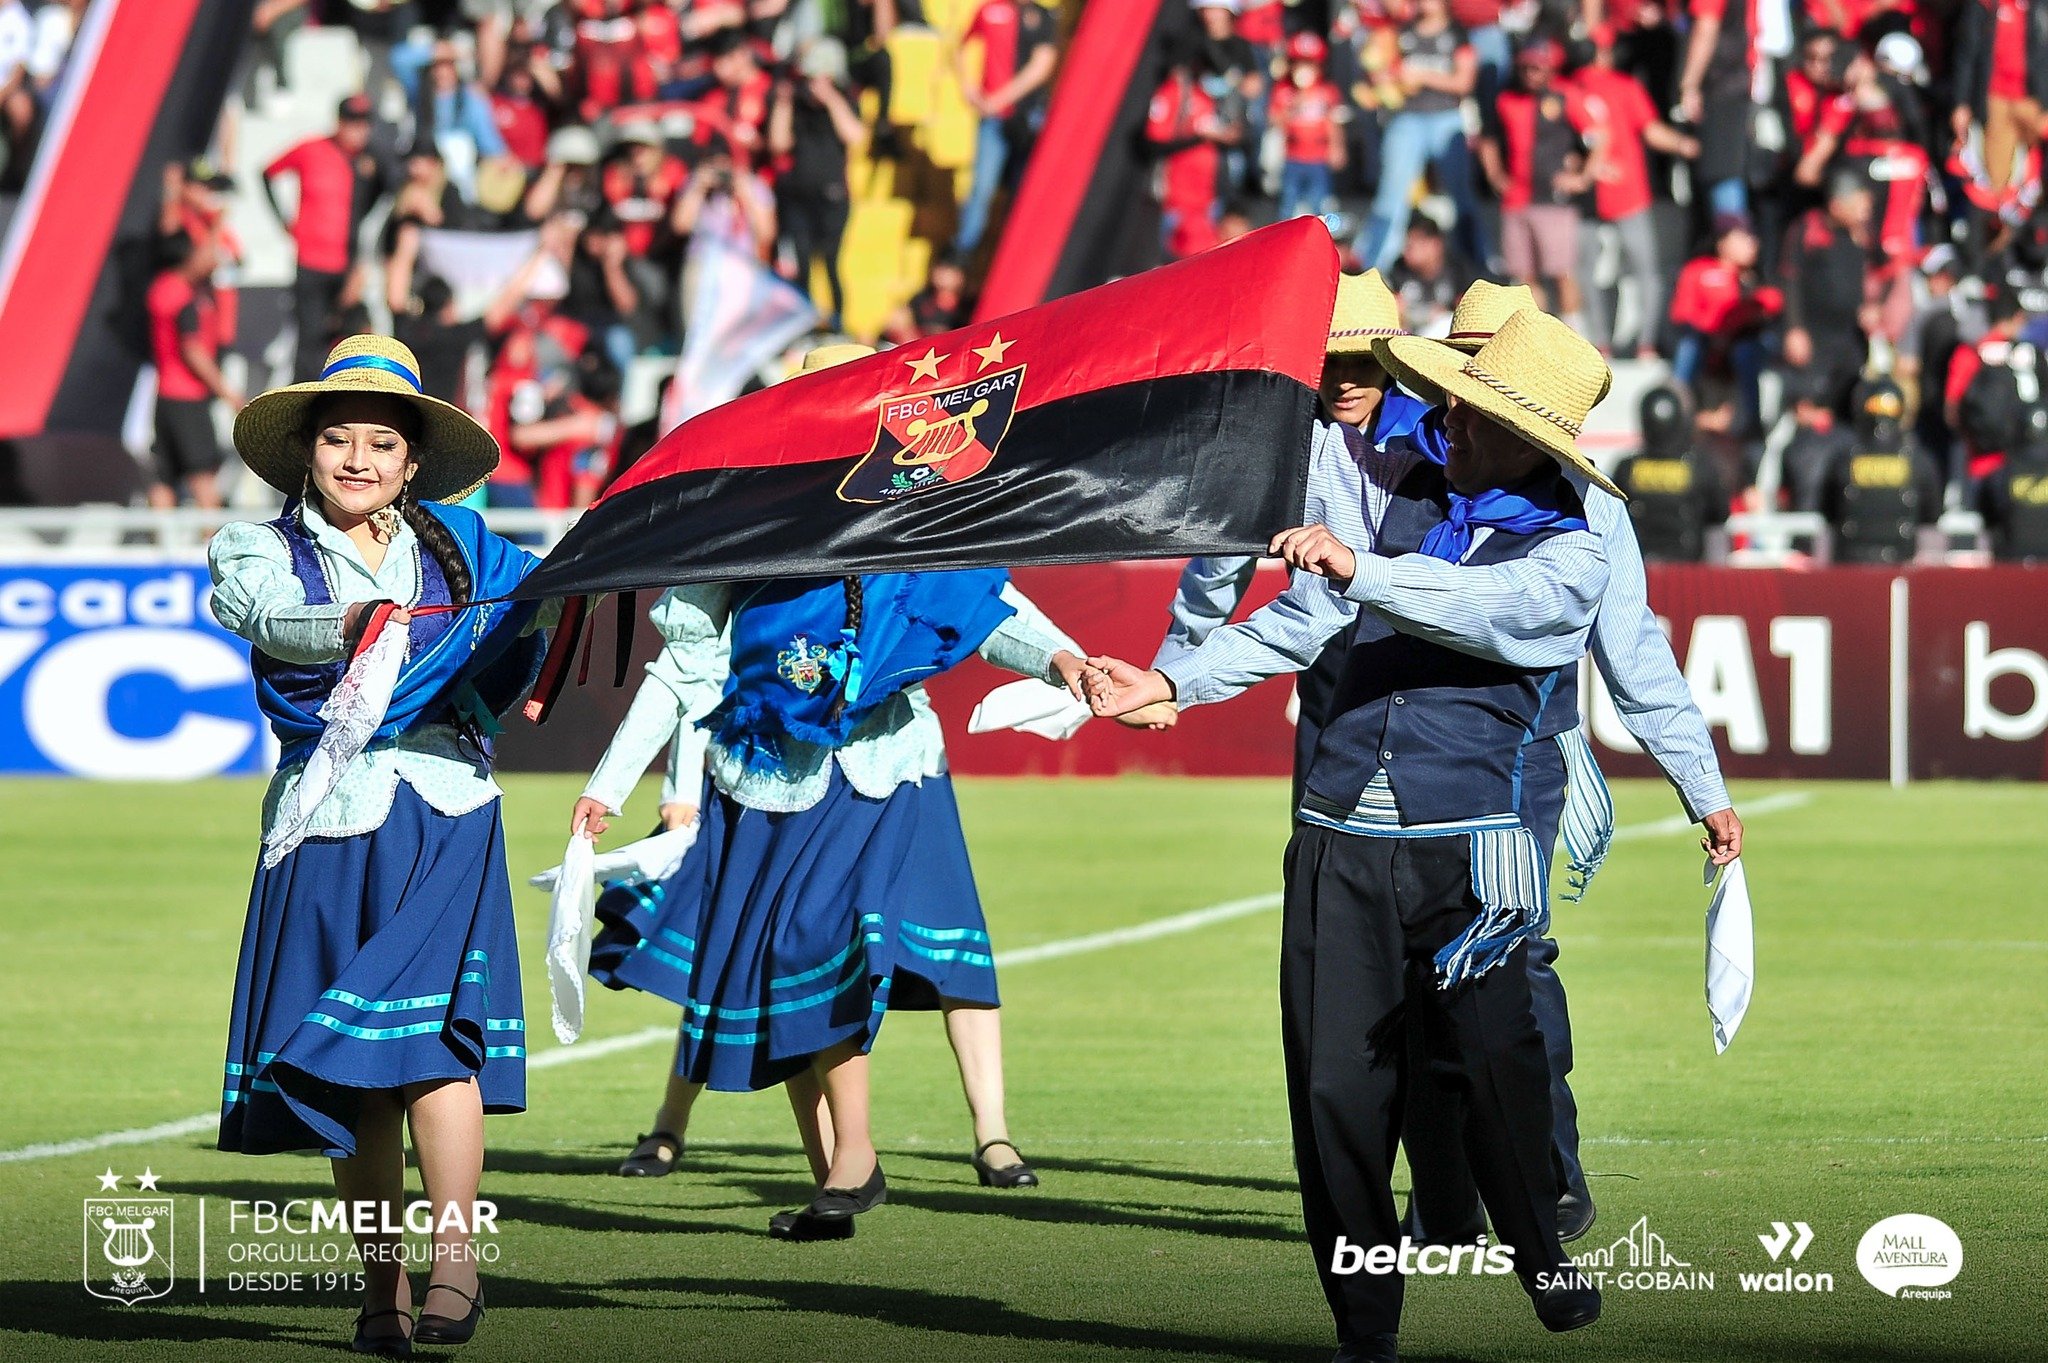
xmin=661 ymin=230 xmax=819 ymax=434
xmin=418 ymin=228 xmax=567 ymax=316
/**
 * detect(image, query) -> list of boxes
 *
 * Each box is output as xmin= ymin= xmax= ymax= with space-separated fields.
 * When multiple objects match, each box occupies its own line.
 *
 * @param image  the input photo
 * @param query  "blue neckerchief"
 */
xmin=1377 ymin=389 xmax=1452 ymax=465
xmin=1418 ymin=469 xmax=1589 ymax=563
xmin=707 ymin=570 xmax=1015 ymax=775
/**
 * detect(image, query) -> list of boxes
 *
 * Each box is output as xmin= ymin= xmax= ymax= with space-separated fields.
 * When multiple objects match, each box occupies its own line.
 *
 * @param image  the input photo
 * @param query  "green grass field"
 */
xmin=0 ymin=775 xmax=2042 ymax=1363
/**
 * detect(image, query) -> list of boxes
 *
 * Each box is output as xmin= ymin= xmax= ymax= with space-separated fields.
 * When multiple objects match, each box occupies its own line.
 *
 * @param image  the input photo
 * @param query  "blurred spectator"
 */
xmin=158 ymin=158 xmax=242 ymax=353
xmin=512 ymin=350 xmax=624 ymax=510
xmin=1191 ymin=0 xmax=1259 ymax=195
xmin=395 ymin=37 xmax=513 ymax=203
xmin=1147 ymin=35 xmax=1234 ymax=259
xmin=490 ymin=43 xmax=560 ymax=170
xmin=1781 ymin=366 xmax=1857 ymax=510
xmin=703 ymin=28 xmax=775 ymax=171
xmin=1677 ymin=0 xmax=1764 ymax=221
xmin=1270 ymin=32 xmax=1347 ymax=222
xmin=1614 ymin=384 xmax=1726 ymax=561
xmin=263 ymin=96 xmax=388 ymax=382
xmin=1907 ymin=246 xmax=1986 ymax=483
xmin=524 ymin=124 xmax=606 ymax=221
xmin=242 ymin=0 xmax=311 ymax=111
xmin=603 ymin=123 xmax=687 ymax=326
xmin=1948 ymin=287 xmax=2044 ymax=481
xmin=1978 ymin=406 xmax=2048 ymax=560
xmin=1572 ymin=26 xmax=1698 ymax=358
xmin=1355 ymin=0 xmax=1485 ymax=273
xmin=1780 ymin=174 xmax=1878 ymax=415
xmin=395 ymin=246 xmax=553 ymax=407
xmin=145 ymin=232 xmax=238 ymax=511
xmin=381 ymin=143 xmax=468 ymax=315
xmin=952 ymin=0 xmax=1059 ymax=256
xmin=1818 ymin=376 xmax=1942 ymax=563
xmin=1386 ymin=214 xmax=1472 ymax=337
xmin=1950 ymin=0 xmax=2048 ymax=198
xmin=567 ymin=0 xmax=661 ymax=123
xmin=885 ymin=253 xmax=975 ymax=342
xmin=1449 ymin=0 xmax=1511 ymax=107
xmin=770 ymin=40 xmax=868 ymax=329
xmin=562 ymin=207 xmax=643 ymax=374
xmin=1670 ymin=219 xmax=1772 ymax=389
xmin=1481 ymin=39 xmax=1595 ymax=323
xmin=669 ymin=146 xmax=779 ymax=265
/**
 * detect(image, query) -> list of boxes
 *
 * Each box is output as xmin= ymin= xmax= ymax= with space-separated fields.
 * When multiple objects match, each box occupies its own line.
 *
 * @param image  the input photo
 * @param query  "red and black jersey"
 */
xmin=602 ymin=154 xmax=688 ymax=256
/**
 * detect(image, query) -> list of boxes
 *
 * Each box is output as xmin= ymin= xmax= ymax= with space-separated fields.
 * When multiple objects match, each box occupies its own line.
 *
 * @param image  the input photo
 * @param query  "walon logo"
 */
xmin=1741 ymin=1220 xmax=1835 ymax=1293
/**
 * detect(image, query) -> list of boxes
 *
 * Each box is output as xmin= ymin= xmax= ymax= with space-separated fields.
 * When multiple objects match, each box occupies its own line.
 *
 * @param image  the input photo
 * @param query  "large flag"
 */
xmin=660 ymin=229 xmax=821 ymax=433
xmin=513 ymin=217 xmax=1337 ymax=602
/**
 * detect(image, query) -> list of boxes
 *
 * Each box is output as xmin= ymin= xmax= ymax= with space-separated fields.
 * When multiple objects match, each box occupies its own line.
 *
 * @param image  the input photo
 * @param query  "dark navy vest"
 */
xmin=1302 ymin=460 xmax=1587 ymax=825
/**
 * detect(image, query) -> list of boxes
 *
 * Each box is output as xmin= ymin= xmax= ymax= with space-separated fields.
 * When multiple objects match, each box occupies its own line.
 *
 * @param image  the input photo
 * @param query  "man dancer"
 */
xmin=1154 ymin=280 xmax=1744 ymax=1242
xmin=1088 ymin=310 xmax=1612 ymax=1361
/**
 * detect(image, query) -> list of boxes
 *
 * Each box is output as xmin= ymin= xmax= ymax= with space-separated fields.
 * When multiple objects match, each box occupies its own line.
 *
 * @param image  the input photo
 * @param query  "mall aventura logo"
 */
xmin=1857 ymin=1214 xmax=1962 ymax=1300
xmin=83 ymin=1169 xmax=173 ymax=1305
xmin=1569 ymin=1215 xmax=1715 ymax=1292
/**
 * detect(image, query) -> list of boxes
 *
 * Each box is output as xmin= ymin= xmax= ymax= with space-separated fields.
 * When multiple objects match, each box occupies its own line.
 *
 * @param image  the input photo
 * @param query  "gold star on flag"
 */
xmin=971 ymin=333 xmax=1014 ymax=371
xmin=905 ymin=349 xmax=947 ymax=383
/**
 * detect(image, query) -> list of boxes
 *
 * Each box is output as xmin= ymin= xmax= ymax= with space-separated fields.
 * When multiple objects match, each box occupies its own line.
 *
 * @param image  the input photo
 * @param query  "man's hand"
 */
xmin=1782 ymin=327 xmax=1812 ymax=369
xmin=571 ymin=796 xmax=611 ymax=840
xmin=1270 ymin=524 xmax=1358 ymax=584
xmin=1082 ymin=656 xmax=1172 ymax=717
xmin=1115 ymin=700 xmax=1179 ymax=731
xmin=1701 ymin=807 xmax=1742 ymax=865
xmin=659 ymin=801 xmax=699 ymax=831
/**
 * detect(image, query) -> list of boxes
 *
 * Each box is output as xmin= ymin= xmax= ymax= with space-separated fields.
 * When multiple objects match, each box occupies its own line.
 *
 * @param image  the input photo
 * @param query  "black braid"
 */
xmin=401 ymin=491 xmax=473 ymax=606
xmin=827 ymin=576 xmax=863 ymax=723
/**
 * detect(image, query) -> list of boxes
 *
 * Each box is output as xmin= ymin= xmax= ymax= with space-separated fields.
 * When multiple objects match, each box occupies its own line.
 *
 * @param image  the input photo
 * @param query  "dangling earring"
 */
xmin=369 ymin=487 xmax=405 ymax=542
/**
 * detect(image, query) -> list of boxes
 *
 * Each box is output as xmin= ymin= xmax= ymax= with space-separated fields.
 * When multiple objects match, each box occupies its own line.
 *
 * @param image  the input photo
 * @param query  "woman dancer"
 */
xmin=575 ymin=348 xmax=1086 ymax=1238
xmin=212 ymin=336 xmax=550 ymax=1355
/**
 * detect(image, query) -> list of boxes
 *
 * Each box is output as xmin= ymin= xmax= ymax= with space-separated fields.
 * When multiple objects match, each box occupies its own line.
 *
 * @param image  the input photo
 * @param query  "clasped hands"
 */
xmin=1077 ymin=525 xmax=1358 ymax=729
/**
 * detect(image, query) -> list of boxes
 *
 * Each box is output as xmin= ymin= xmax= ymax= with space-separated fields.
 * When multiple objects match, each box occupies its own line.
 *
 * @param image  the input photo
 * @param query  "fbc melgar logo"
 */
xmin=0 ymin=565 xmax=269 ymax=779
xmin=1857 ymin=1214 xmax=1962 ymax=1300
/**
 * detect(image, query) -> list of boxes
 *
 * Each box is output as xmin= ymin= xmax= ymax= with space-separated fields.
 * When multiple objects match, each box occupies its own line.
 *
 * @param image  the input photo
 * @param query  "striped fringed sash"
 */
xmin=1434 ymin=825 xmax=1550 ymax=989
xmin=1555 ymin=726 xmax=1615 ymax=903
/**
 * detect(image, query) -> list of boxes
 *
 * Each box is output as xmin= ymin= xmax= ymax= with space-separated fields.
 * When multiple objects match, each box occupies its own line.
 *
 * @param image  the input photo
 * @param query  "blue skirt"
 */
xmin=218 ymin=786 xmax=526 ymax=1157
xmin=590 ymin=768 xmax=999 ymax=1093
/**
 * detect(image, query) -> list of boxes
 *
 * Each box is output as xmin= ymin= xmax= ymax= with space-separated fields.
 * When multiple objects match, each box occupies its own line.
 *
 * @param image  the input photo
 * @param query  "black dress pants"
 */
xmin=1281 ymin=823 xmax=1569 ymax=1344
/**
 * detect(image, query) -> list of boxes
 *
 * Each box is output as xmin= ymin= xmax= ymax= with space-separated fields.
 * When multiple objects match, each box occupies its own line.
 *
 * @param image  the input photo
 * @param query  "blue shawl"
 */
xmin=705 ymin=570 xmax=1016 ymax=774
xmin=254 ymin=502 xmax=545 ymax=764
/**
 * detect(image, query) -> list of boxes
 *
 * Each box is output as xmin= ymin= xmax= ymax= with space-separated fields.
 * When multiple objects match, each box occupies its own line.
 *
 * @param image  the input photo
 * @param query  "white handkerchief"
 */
xmin=263 ymin=621 xmax=406 ymax=869
xmin=545 ymin=833 xmax=596 ymax=1045
xmin=528 ymin=824 xmax=699 ymax=890
xmin=968 ymin=678 xmax=1091 ymax=742
xmin=1705 ymin=857 xmax=1754 ymax=1054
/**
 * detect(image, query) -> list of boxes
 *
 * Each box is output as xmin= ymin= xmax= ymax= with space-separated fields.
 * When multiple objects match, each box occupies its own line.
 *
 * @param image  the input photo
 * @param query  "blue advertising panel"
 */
xmin=0 ymin=561 xmax=271 ymax=778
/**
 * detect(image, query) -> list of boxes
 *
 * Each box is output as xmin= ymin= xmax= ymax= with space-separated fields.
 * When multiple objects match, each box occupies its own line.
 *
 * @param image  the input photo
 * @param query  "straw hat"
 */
xmin=1436 ymin=280 xmax=1538 ymax=353
xmin=234 ymin=335 xmax=501 ymax=504
xmin=802 ymin=343 xmax=877 ymax=371
xmin=1376 ymin=308 xmax=1624 ymax=499
xmin=1374 ymin=280 xmax=1611 ymax=402
xmin=1325 ymin=269 xmax=1404 ymax=354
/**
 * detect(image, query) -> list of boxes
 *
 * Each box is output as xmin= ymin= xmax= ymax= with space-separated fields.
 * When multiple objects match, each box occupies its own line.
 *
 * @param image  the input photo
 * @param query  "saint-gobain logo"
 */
xmin=1857 ymin=1214 xmax=1962 ymax=1299
xmin=83 ymin=1197 xmax=175 ymax=1304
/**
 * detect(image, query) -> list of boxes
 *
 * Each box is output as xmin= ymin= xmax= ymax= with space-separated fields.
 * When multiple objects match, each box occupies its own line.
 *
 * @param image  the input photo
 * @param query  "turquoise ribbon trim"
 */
xmin=321 ymin=353 xmax=423 ymax=390
xmin=897 ymin=923 xmax=992 ymax=945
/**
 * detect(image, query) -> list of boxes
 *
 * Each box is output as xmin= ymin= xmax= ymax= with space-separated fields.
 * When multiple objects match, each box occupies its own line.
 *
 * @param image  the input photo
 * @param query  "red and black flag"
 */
xmin=513 ymin=217 xmax=1337 ymax=602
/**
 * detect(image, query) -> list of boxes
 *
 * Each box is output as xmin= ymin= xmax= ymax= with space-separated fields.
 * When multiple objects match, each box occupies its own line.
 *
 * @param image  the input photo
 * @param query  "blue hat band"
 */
xmin=320 ymin=354 xmax=423 ymax=393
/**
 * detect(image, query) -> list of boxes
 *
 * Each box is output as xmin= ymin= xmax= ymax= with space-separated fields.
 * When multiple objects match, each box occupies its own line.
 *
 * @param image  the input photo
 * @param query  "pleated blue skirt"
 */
xmin=218 ymin=786 xmax=526 ymax=1157
xmin=590 ymin=768 xmax=999 ymax=1093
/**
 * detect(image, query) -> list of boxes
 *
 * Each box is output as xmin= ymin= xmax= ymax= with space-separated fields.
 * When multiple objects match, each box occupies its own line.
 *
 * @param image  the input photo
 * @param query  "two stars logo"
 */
xmin=901 ymin=333 xmax=1014 ymax=384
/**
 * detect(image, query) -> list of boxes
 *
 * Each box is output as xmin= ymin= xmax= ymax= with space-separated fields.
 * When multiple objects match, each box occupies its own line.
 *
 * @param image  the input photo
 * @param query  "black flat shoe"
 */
xmin=768 ymin=1161 xmax=887 ymax=1239
xmin=350 ymin=1307 xmax=413 ymax=1356
xmin=1532 ymin=1270 xmax=1601 ymax=1333
xmin=617 ymin=1130 xmax=683 ymax=1178
xmin=1332 ymin=1333 xmax=1399 ymax=1363
xmin=1557 ymin=1189 xmax=1597 ymax=1244
xmin=970 ymin=1139 xmax=1040 ymax=1189
xmin=412 ymin=1283 xmax=483 ymax=1347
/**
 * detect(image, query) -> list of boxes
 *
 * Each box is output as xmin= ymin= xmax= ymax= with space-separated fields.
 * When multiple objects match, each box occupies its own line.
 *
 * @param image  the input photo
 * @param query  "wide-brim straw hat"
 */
xmin=802 ymin=342 xmax=878 ymax=371
xmin=1377 ymin=308 xmax=1624 ymax=499
xmin=1326 ymin=269 xmax=1405 ymax=355
xmin=234 ymin=335 xmax=501 ymax=504
xmin=1373 ymin=279 xmax=1612 ymax=403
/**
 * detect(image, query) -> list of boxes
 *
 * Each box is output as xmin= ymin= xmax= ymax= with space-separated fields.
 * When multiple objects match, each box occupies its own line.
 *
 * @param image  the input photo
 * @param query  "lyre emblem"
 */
xmin=83 ymin=1195 xmax=175 ymax=1303
xmin=100 ymin=1216 xmax=157 ymax=1268
xmin=839 ymin=364 xmax=1025 ymax=505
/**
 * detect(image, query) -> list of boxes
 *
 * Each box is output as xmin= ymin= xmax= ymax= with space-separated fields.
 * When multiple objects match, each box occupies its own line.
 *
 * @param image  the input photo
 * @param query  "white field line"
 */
xmin=0 ymin=791 xmax=1814 ymax=1166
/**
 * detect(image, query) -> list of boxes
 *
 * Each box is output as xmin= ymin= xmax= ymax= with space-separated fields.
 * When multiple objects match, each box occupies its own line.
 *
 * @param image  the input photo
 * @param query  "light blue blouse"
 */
xmin=582 ymin=581 xmax=1072 ymax=816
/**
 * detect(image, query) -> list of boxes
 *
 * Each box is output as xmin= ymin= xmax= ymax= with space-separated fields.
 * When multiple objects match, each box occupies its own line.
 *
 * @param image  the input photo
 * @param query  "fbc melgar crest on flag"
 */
xmin=839 ymin=343 xmax=1024 ymax=505
xmin=84 ymin=1173 xmax=173 ymax=1305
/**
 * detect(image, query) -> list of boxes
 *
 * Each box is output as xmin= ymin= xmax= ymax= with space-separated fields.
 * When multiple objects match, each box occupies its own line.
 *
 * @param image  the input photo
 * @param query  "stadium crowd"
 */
xmin=119 ymin=0 xmax=2048 ymax=563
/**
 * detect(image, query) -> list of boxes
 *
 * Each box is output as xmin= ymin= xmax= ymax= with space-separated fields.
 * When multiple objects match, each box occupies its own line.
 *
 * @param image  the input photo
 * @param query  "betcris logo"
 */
xmin=0 ymin=564 xmax=269 ymax=778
